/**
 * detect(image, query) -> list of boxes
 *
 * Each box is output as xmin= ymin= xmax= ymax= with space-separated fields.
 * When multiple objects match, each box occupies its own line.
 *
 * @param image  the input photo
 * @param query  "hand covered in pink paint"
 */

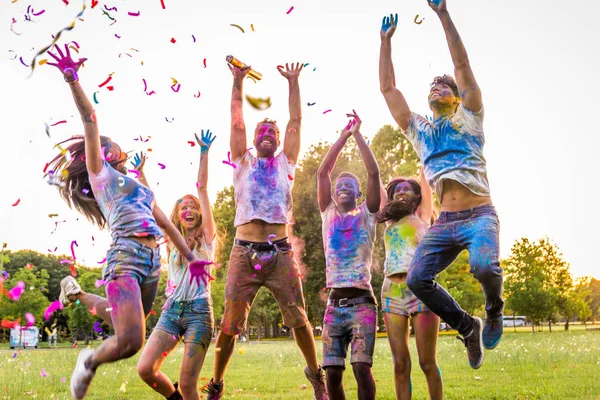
xmin=277 ymin=62 xmax=303 ymax=80
xmin=346 ymin=110 xmax=362 ymax=136
xmin=46 ymin=43 xmax=87 ymax=82
xmin=188 ymin=259 xmax=215 ymax=286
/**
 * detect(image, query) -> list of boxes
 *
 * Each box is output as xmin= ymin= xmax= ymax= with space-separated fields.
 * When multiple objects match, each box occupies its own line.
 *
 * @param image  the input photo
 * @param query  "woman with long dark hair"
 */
xmin=46 ymin=44 xmax=208 ymax=400
xmin=135 ymin=130 xmax=217 ymax=400
xmin=378 ymin=170 xmax=443 ymax=399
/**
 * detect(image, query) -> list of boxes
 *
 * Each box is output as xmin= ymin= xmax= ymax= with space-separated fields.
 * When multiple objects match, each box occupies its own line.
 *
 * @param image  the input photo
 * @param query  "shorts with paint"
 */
xmin=381 ymin=278 xmax=429 ymax=317
xmin=154 ymin=297 xmax=214 ymax=349
xmin=102 ymin=237 xmax=161 ymax=287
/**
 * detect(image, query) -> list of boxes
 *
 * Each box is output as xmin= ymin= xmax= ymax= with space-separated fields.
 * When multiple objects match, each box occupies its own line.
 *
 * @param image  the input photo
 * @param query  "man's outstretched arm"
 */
xmin=317 ymin=122 xmax=352 ymax=213
xmin=229 ymin=64 xmax=250 ymax=161
xmin=279 ymin=63 xmax=303 ymax=164
xmin=430 ymin=0 xmax=482 ymax=112
xmin=379 ymin=13 xmax=412 ymax=132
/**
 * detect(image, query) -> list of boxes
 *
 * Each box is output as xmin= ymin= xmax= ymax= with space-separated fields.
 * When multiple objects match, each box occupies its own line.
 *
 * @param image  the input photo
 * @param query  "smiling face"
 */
xmin=334 ymin=176 xmax=361 ymax=207
xmin=178 ymin=197 xmax=201 ymax=230
xmin=392 ymin=181 xmax=418 ymax=204
xmin=428 ymin=83 xmax=460 ymax=112
xmin=254 ymin=122 xmax=280 ymax=157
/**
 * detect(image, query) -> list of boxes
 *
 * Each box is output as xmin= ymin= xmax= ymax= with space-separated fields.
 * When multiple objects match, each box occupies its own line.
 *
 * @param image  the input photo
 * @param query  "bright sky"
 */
xmin=0 ymin=0 xmax=598 ymax=279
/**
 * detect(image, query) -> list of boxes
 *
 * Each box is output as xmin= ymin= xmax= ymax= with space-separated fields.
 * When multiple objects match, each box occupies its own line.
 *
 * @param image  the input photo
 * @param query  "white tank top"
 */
xmin=383 ymin=214 xmax=429 ymax=277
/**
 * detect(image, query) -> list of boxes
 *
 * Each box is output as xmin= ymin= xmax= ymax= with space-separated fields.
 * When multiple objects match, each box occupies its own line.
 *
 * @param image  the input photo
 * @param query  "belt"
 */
xmin=327 ymin=296 xmax=376 ymax=308
xmin=235 ymin=238 xmax=291 ymax=252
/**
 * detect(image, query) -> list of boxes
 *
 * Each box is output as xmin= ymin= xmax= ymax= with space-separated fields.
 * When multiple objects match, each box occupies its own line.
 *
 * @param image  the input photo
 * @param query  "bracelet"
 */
xmin=63 ymin=67 xmax=79 ymax=83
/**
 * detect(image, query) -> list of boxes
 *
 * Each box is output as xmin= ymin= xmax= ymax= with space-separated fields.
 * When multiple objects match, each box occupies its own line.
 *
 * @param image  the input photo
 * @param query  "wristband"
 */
xmin=63 ymin=67 xmax=79 ymax=83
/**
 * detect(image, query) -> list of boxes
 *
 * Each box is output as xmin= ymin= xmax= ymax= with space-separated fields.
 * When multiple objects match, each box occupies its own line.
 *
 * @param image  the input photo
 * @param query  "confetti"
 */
xmin=171 ymin=83 xmax=181 ymax=92
xmin=10 ymin=18 xmax=22 ymax=36
xmin=24 ymin=313 xmax=35 ymax=327
xmin=97 ymin=258 xmax=107 ymax=264
xmin=60 ymin=259 xmax=73 ymax=264
xmin=142 ymin=78 xmax=148 ymax=92
xmin=267 ymin=234 xmax=277 ymax=245
xmin=414 ymin=15 xmax=424 ymax=24
xmin=128 ymin=11 xmax=140 ymax=16
xmin=222 ymin=151 xmax=237 ymax=169
xmin=104 ymin=5 xmax=117 ymax=11
xmin=95 ymin=279 xmax=106 ymax=287
xmin=254 ymin=264 xmax=261 ymax=271
xmin=194 ymin=91 xmax=201 ymax=98
xmin=114 ymin=34 xmax=121 ymax=39
xmin=29 ymin=0 xmax=87 ymax=77
xmin=158 ymin=163 xmax=166 ymax=169
xmin=160 ymin=0 xmax=166 ymax=9
xmin=203 ymin=58 xmax=207 ymax=68
xmin=50 ymin=120 xmax=67 ymax=126
xmin=165 ymin=117 xmax=174 ymax=123
xmin=8 ymin=50 xmax=17 ymax=60
xmin=245 ymin=95 xmax=272 ymax=110
xmin=170 ymin=37 xmax=176 ymax=43
xmin=11 ymin=199 xmax=21 ymax=207
xmin=91 ymin=0 xmax=98 ymax=8
xmin=31 ymin=8 xmax=45 ymax=16
xmin=70 ymin=264 xmax=77 ymax=277
xmin=88 ymin=306 xmax=96 ymax=316
xmin=44 ymin=300 xmax=64 ymax=320
xmin=98 ymin=75 xmax=112 ymax=88
xmin=128 ymin=169 xmax=140 ymax=178
xmin=188 ymin=141 xmax=196 ymax=147
xmin=149 ymin=309 xmax=156 ymax=316
xmin=147 ymin=90 xmax=156 ymax=96
xmin=70 ymin=240 xmax=78 ymax=260
xmin=192 ymin=34 xmax=196 ymax=43
xmin=286 ymin=6 xmax=294 ymax=14
xmin=230 ymin=24 xmax=245 ymax=33
xmin=93 ymin=91 xmax=99 ymax=104
xmin=8 ymin=282 xmax=25 ymax=301
xmin=251 ymin=24 xmax=255 ymax=31
xmin=19 ymin=56 xmax=30 ymax=67
xmin=307 ymin=102 xmax=316 ymax=106
xmin=288 ymin=174 xmax=294 ymax=180
xmin=93 ymin=322 xmax=102 ymax=332
xmin=40 ymin=369 xmax=48 ymax=378
xmin=323 ymin=109 xmax=332 ymax=114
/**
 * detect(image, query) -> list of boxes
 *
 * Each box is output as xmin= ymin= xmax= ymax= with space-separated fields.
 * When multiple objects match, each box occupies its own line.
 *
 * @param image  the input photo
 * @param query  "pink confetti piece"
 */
xmin=142 ymin=220 xmax=149 ymax=228
xmin=44 ymin=300 xmax=64 ymax=320
xmin=286 ymin=6 xmax=294 ymax=14
xmin=40 ymin=369 xmax=48 ymax=378
xmin=60 ymin=259 xmax=73 ymax=265
xmin=127 ymin=169 xmax=140 ymax=178
xmin=70 ymin=240 xmax=78 ymax=260
xmin=61 ymin=378 xmax=66 ymax=383
xmin=171 ymin=83 xmax=181 ymax=92
xmin=32 ymin=9 xmax=46 ymax=16
xmin=142 ymin=78 xmax=148 ymax=92
xmin=50 ymin=120 xmax=67 ymax=126
xmin=11 ymin=199 xmax=21 ymax=207
xmin=10 ymin=18 xmax=22 ymax=36
xmin=189 ymin=260 xmax=214 ymax=286
xmin=254 ymin=264 xmax=262 ymax=271
xmin=24 ymin=313 xmax=35 ymax=327
xmin=147 ymin=90 xmax=156 ymax=96
xmin=267 ymin=234 xmax=277 ymax=245
xmin=97 ymin=257 xmax=106 ymax=264
xmin=104 ymin=5 xmax=118 ymax=11
xmin=8 ymin=282 xmax=25 ymax=301
xmin=94 ymin=279 xmax=106 ymax=288
xmin=157 ymin=163 xmax=166 ymax=169
xmin=194 ymin=91 xmax=201 ymax=98
xmin=128 ymin=11 xmax=140 ymax=16
xmin=114 ymin=33 xmax=121 ymax=39
xmin=323 ymin=109 xmax=332 ymax=114
xmin=222 ymin=151 xmax=237 ymax=168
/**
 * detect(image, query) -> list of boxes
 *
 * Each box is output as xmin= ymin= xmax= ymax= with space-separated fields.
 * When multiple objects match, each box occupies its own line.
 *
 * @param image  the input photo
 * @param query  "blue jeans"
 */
xmin=407 ymin=205 xmax=503 ymax=336
xmin=154 ymin=297 xmax=214 ymax=349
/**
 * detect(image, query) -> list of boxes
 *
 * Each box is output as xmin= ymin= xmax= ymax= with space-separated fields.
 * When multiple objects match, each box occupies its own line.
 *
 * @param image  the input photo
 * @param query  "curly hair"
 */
xmin=431 ymin=74 xmax=459 ymax=98
xmin=376 ymin=177 xmax=422 ymax=224
xmin=45 ymin=136 xmax=128 ymax=229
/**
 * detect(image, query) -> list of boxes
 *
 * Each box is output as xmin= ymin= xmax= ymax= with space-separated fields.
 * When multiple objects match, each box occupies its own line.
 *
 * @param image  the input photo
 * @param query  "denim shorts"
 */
xmin=154 ymin=297 xmax=214 ymax=348
xmin=322 ymin=302 xmax=377 ymax=368
xmin=381 ymin=278 xmax=429 ymax=317
xmin=102 ymin=237 xmax=161 ymax=288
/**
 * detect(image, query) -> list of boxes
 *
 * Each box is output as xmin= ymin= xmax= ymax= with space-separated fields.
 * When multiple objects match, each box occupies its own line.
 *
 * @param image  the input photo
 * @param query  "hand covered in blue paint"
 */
xmin=427 ymin=0 xmax=446 ymax=14
xmin=129 ymin=151 xmax=146 ymax=172
xmin=381 ymin=13 xmax=398 ymax=41
xmin=195 ymin=130 xmax=216 ymax=154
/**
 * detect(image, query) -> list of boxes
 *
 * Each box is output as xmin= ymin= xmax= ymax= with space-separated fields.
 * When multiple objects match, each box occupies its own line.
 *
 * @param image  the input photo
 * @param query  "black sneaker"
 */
xmin=201 ymin=378 xmax=224 ymax=400
xmin=483 ymin=316 xmax=503 ymax=350
xmin=457 ymin=317 xmax=484 ymax=369
xmin=166 ymin=381 xmax=183 ymax=400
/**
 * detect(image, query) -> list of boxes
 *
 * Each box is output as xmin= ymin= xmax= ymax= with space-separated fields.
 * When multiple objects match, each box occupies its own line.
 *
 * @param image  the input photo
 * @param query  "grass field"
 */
xmin=1 ymin=329 xmax=599 ymax=399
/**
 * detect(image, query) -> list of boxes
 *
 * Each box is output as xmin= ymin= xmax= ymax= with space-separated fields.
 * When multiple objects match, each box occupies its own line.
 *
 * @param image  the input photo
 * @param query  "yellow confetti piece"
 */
xmin=171 ymin=77 xmax=178 ymax=85
xmin=38 ymin=59 xmax=48 ymax=65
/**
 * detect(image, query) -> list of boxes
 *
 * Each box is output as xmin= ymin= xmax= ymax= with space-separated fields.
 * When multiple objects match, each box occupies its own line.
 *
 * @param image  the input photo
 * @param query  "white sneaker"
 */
xmin=59 ymin=276 xmax=81 ymax=307
xmin=70 ymin=348 xmax=95 ymax=399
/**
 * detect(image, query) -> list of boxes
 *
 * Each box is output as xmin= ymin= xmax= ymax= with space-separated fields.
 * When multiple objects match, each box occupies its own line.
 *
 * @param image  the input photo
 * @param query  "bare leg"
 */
xmin=178 ymin=341 xmax=209 ymax=400
xmin=293 ymin=323 xmax=320 ymax=371
xmin=352 ymin=363 xmax=375 ymax=400
xmin=137 ymin=329 xmax=180 ymax=397
xmin=326 ymin=367 xmax=345 ymax=400
xmin=86 ymin=277 xmax=146 ymax=369
xmin=213 ymin=331 xmax=236 ymax=383
xmin=413 ymin=312 xmax=443 ymax=400
xmin=383 ymin=312 xmax=412 ymax=399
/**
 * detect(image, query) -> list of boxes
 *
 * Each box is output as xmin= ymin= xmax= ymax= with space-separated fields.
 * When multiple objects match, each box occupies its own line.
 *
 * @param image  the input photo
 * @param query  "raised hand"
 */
xmin=427 ymin=0 xmax=447 ymax=14
xmin=277 ymin=62 xmax=303 ymax=80
xmin=129 ymin=151 xmax=146 ymax=172
xmin=46 ymin=44 xmax=87 ymax=82
xmin=346 ymin=110 xmax=362 ymax=136
xmin=381 ymin=13 xmax=398 ymax=41
xmin=195 ymin=129 xmax=216 ymax=154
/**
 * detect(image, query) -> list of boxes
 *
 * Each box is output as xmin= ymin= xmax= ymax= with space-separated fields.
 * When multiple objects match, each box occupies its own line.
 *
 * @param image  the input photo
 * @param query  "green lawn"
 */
xmin=1 ymin=330 xmax=599 ymax=399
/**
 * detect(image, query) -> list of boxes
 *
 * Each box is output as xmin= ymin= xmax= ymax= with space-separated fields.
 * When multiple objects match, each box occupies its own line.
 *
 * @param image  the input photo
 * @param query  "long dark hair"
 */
xmin=376 ymin=177 xmax=421 ymax=224
xmin=45 ymin=135 xmax=128 ymax=229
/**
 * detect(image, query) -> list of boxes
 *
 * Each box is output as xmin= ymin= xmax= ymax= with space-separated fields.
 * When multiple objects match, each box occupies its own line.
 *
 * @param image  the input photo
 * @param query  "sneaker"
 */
xmin=457 ymin=317 xmax=484 ymax=369
xmin=59 ymin=276 xmax=81 ymax=307
xmin=201 ymin=378 xmax=224 ymax=400
xmin=304 ymin=366 xmax=329 ymax=400
xmin=166 ymin=381 xmax=183 ymax=400
xmin=70 ymin=348 xmax=96 ymax=399
xmin=483 ymin=316 xmax=503 ymax=350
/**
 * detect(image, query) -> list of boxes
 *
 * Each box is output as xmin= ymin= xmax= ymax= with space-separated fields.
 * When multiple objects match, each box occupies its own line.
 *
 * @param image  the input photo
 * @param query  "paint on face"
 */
xmin=392 ymin=181 xmax=417 ymax=204
xmin=334 ymin=177 xmax=360 ymax=205
xmin=254 ymin=123 xmax=279 ymax=156
xmin=428 ymin=83 xmax=458 ymax=111
xmin=179 ymin=197 xmax=200 ymax=229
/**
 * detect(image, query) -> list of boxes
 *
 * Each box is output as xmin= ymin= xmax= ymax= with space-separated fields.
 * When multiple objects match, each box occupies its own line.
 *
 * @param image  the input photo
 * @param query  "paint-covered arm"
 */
xmin=229 ymin=64 xmax=249 ymax=161
xmin=317 ymin=124 xmax=352 ymax=213
xmin=379 ymin=14 xmax=412 ymax=132
xmin=430 ymin=0 xmax=482 ymax=112
xmin=279 ymin=63 xmax=303 ymax=164
xmin=349 ymin=112 xmax=381 ymax=214
xmin=195 ymin=131 xmax=217 ymax=242
xmin=153 ymin=204 xmax=196 ymax=262
xmin=379 ymin=177 xmax=388 ymax=211
xmin=417 ymin=168 xmax=433 ymax=224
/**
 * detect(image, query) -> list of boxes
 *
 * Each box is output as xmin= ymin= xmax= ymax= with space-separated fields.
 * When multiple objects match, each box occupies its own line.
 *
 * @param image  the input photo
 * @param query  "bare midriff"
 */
xmin=441 ymin=179 xmax=493 ymax=212
xmin=126 ymin=235 xmax=158 ymax=249
xmin=236 ymin=220 xmax=288 ymax=242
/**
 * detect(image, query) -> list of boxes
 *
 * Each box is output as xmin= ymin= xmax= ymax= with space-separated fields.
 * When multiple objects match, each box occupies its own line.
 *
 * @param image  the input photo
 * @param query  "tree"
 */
xmin=586 ymin=278 xmax=600 ymax=322
xmin=504 ymin=237 xmax=572 ymax=332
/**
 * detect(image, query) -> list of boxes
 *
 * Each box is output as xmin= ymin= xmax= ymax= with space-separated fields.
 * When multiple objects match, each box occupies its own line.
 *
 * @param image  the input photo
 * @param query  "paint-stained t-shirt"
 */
xmin=89 ymin=160 xmax=162 ymax=240
xmin=383 ymin=214 xmax=429 ymax=278
xmin=165 ymin=235 xmax=216 ymax=301
xmin=233 ymin=151 xmax=295 ymax=227
xmin=321 ymin=201 xmax=377 ymax=291
xmin=402 ymin=104 xmax=490 ymax=201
